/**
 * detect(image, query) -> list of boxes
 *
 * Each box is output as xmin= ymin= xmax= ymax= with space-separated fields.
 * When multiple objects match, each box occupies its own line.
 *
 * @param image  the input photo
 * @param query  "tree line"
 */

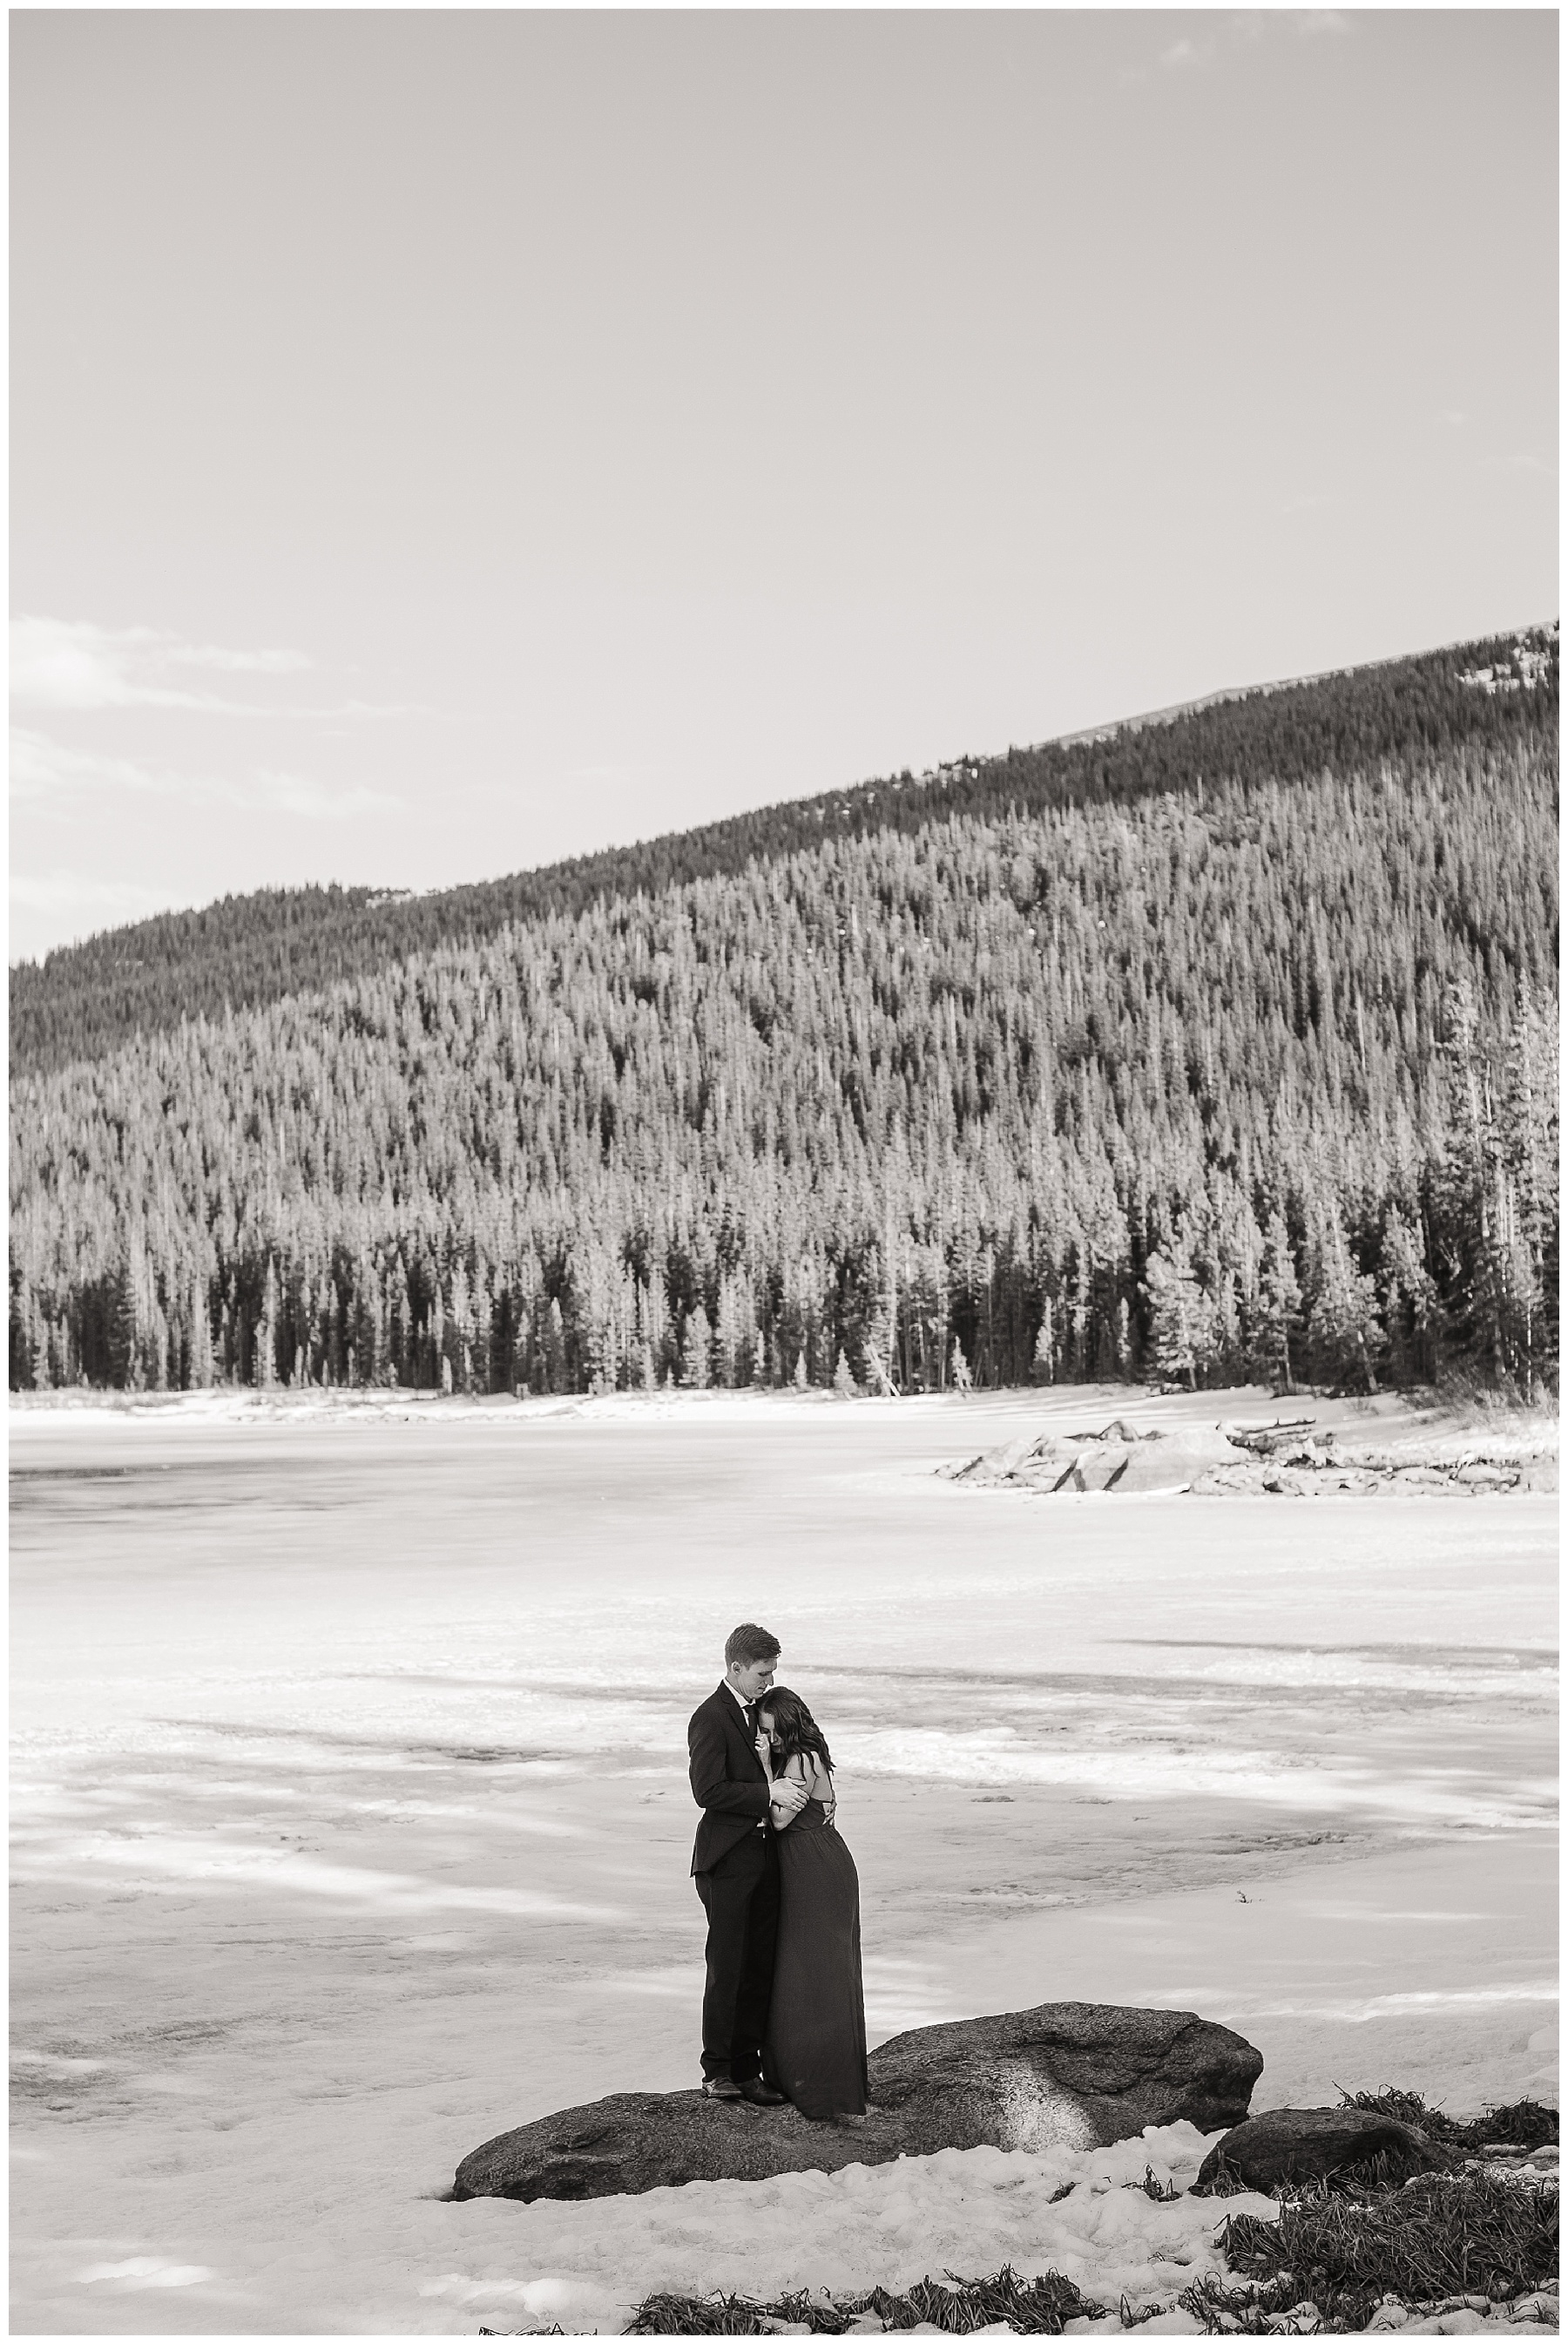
xmin=10 ymin=624 xmax=1556 ymax=1079
xmin=9 ymin=689 xmax=1558 ymax=1400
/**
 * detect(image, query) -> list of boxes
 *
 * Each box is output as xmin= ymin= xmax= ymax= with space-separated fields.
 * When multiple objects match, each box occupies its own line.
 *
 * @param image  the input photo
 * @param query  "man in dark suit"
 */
xmin=688 ymin=1622 xmax=808 ymax=2103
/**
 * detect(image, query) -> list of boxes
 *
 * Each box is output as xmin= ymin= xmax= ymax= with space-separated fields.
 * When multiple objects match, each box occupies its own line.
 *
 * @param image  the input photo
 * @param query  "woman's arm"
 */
xmin=770 ymin=1753 xmax=808 ymax=1830
xmin=773 ymin=1752 xmax=835 ymax=1827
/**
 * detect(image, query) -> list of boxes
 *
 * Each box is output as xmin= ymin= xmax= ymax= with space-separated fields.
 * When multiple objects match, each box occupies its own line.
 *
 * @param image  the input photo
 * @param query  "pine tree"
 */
xmin=1255 ymin=1215 xmax=1305 ymax=1393
xmin=1031 ymin=1299 xmax=1055 ymax=1385
xmin=1304 ymin=1213 xmax=1383 ymax=1393
xmin=542 ymin=1297 xmax=566 ymax=1393
xmin=1380 ymin=1205 xmax=1440 ymax=1387
xmin=1436 ymin=974 xmax=1508 ymax=1381
xmin=681 ymin=1305 xmax=713 ymax=1390
xmin=1144 ymin=1248 xmax=1211 ymax=1390
xmin=1498 ymin=977 xmax=1559 ymax=1398
xmin=1114 ymin=1296 xmax=1132 ymax=1379
xmin=714 ymin=1273 xmax=752 ymax=1390
xmin=861 ymin=1290 xmax=896 ymax=1394
xmin=448 ymin=1257 xmax=474 ymax=1393
xmin=256 ymin=1257 xmax=279 ymax=1390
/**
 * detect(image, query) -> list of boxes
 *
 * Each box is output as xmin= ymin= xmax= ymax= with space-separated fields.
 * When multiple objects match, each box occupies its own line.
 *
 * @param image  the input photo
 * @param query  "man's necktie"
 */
xmin=744 ymin=1702 xmax=758 ymax=1733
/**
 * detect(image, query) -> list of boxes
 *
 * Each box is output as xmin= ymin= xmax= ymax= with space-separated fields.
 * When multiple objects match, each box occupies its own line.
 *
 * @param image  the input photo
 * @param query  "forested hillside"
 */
xmin=10 ymin=624 xmax=1558 ymax=1399
xmin=10 ymin=626 xmax=1554 ymax=1076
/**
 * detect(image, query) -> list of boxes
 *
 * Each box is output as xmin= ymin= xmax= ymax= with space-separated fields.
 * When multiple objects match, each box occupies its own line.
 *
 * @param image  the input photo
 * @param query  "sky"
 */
xmin=10 ymin=8 xmax=1558 ymax=965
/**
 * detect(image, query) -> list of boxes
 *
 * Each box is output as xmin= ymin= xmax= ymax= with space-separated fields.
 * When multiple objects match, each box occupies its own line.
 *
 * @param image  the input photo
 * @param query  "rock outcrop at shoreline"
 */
xmin=452 ymin=2000 xmax=1263 ymax=2205
xmin=943 ymin=1419 xmax=1241 ymax=1494
xmin=942 ymin=1417 xmax=1558 ymax=1497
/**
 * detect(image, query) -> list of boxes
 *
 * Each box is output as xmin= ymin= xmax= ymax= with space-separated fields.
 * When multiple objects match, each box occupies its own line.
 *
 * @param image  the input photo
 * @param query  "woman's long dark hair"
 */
xmin=760 ymin=1687 xmax=834 ymax=1777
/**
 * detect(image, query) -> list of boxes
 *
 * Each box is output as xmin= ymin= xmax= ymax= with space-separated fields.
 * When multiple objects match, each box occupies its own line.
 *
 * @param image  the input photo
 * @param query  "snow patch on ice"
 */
xmin=24 ymin=1830 xmax=625 ymax=1918
xmin=75 ymin=2258 xmax=216 ymax=2290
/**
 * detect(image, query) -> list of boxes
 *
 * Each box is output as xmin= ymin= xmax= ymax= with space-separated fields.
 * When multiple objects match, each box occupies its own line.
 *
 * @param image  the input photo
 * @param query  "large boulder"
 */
xmin=452 ymin=2001 xmax=1263 ymax=2204
xmin=1193 ymin=2105 xmax=1440 ymax=2194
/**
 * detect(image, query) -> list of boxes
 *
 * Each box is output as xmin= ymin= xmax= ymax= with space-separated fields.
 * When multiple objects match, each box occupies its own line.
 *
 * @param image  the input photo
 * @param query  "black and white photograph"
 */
xmin=9 ymin=9 xmax=1558 ymax=2338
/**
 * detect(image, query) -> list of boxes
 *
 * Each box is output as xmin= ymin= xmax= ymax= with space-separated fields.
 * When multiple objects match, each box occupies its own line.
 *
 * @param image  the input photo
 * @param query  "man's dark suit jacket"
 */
xmin=688 ymin=1683 xmax=772 ymax=1876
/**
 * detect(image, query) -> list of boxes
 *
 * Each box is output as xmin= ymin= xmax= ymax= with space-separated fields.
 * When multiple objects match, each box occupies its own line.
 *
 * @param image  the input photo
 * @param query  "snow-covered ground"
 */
xmin=414 ymin=2122 xmax=1275 ymax=2334
xmin=10 ymin=1386 xmax=1558 ymax=2334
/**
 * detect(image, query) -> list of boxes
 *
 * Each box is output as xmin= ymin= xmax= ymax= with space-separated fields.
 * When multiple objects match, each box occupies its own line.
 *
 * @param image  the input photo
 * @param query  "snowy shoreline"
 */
xmin=12 ymin=1383 xmax=1557 ymax=1503
xmin=8 ymin=1378 xmax=1556 ymax=1430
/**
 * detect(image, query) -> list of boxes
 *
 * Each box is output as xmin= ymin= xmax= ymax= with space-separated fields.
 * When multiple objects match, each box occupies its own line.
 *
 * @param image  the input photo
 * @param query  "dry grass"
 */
xmin=1336 ymin=2085 xmax=1559 ymax=2164
xmin=622 ymin=2266 xmax=1103 ymax=2334
xmin=1218 ymin=2169 xmax=1558 ymax=2328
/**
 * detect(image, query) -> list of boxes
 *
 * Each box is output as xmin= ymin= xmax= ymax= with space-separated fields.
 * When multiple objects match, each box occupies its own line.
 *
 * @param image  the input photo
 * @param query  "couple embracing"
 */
xmin=687 ymin=1623 xmax=868 ymax=2123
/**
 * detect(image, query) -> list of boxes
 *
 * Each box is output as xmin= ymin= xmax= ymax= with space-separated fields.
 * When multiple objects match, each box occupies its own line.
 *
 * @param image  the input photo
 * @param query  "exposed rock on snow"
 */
xmin=943 ymin=1416 xmax=1558 ymax=1498
xmin=942 ymin=1423 xmax=1246 ymax=1495
xmin=454 ymin=2002 xmax=1263 ymax=2205
xmin=1193 ymin=2104 xmax=1440 ymax=2193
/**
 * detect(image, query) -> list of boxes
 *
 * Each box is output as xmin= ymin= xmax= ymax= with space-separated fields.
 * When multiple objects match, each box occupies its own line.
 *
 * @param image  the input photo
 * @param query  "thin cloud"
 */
xmin=9 ymin=615 xmax=444 ymax=721
xmin=1161 ymin=14 xmax=1349 ymax=69
xmin=336 ymin=698 xmax=457 ymax=721
xmin=1482 ymin=451 xmax=1557 ymax=478
xmin=10 ymin=615 xmax=312 ymax=715
xmin=247 ymin=767 xmax=401 ymax=819
xmin=10 ymin=726 xmax=399 ymax=819
xmin=10 ymin=728 xmax=152 ymax=800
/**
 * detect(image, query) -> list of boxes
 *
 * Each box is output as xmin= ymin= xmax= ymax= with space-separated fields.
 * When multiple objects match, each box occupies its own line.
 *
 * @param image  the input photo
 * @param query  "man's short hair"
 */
xmin=725 ymin=1623 xmax=781 ymax=1668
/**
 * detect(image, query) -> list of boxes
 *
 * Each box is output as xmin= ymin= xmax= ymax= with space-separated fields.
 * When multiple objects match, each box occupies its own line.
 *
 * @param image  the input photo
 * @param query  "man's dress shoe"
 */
xmin=701 ymin=2076 xmax=744 ymax=2100
xmin=735 ymin=2078 xmax=786 ymax=2106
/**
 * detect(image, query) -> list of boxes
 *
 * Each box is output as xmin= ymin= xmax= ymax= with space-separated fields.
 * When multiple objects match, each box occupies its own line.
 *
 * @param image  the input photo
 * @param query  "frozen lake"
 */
xmin=10 ymin=1386 xmax=1557 ymax=2334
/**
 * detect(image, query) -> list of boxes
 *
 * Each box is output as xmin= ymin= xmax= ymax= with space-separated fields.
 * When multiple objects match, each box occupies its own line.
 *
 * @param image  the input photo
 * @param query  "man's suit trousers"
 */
xmin=693 ymin=1828 xmax=779 ymax=2083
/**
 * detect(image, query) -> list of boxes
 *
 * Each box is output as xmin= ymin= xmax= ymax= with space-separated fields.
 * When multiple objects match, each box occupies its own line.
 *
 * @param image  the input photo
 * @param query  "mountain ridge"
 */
xmin=10 ymin=621 xmax=1557 ymax=1078
xmin=10 ymin=622 xmax=1558 ymax=1399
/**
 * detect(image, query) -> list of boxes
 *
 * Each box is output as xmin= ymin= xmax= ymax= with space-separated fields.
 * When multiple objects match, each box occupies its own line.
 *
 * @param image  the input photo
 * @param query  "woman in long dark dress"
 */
xmin=755 ymin=1688 xmax=868 ymax=2123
